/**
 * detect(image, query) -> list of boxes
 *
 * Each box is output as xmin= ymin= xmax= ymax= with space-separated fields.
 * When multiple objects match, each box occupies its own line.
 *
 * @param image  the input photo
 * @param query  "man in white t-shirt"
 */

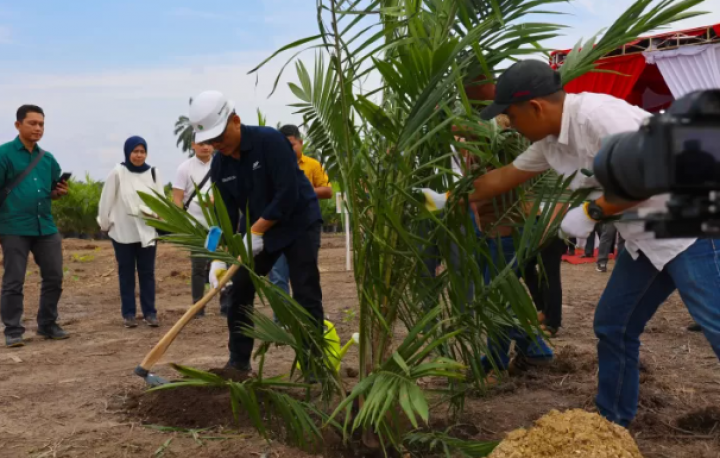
xmin=420 ymin=60 xmax=720 ymax=427
xmin=173 ymin=138 xmax=214 ymax=316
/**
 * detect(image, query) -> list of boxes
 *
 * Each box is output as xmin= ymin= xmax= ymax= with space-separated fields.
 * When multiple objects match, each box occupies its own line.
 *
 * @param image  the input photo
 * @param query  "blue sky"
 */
xmin=0 ymin=0 xmax=717 ymax=181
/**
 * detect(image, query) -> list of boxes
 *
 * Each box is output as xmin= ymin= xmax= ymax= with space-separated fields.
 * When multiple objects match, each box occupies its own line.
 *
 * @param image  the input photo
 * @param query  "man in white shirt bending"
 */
xmin=173 ymin=138 xmax=215 ymax=316
xmin=421 ymin=60 xmax=720 ymax=427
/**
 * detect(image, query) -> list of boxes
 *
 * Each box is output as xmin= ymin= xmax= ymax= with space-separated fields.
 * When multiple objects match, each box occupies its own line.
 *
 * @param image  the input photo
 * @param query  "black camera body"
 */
xmin=593 ymin=90 xmax=720 ymax=238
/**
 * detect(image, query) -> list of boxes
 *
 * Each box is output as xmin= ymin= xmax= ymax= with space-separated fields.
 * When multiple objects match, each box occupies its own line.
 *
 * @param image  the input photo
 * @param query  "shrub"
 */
xmin=52 ymin=174 xmax=103 ymax=237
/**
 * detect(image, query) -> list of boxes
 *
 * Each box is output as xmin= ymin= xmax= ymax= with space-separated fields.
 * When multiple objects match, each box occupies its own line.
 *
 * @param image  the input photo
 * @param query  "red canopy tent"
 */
xmin=550 ymin=24 xmax=720 ymax=112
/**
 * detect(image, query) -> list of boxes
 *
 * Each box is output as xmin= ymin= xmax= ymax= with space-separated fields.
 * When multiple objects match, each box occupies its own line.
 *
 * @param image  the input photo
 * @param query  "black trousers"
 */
xmin=584 ymin=224 xmax=603 ymax=256
xmin=524 ymin=237 xmax=565 ymax=329
xmin=1 ymin=233 xmax=63 ymax=337
xmin=191 ymin=256 xmax=210 ymax=304
xmin=228 ymin=222 xmax=324 ymax=364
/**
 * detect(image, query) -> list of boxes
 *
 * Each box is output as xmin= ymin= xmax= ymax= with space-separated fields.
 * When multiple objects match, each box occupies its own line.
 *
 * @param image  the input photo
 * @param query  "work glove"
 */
xmin=245 ymin=231 xmax=264 ymax=257
xmin=209 ymin=260 xmax=228 ymax=289
xmin=559 ymin=202 xmax=599 ymax=239
xmin=417 ymin=188 xmax=449 ymax=212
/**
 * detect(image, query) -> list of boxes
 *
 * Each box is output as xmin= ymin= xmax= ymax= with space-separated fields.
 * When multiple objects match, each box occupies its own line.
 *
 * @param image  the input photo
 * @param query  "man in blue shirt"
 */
xmin=189 ymin=91 xmax=324 ymax=374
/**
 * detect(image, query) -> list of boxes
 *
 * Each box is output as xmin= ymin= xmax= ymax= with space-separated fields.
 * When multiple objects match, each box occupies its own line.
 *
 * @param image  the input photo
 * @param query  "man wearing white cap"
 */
xmin=189 ymin=91 xmax=324 ymax=375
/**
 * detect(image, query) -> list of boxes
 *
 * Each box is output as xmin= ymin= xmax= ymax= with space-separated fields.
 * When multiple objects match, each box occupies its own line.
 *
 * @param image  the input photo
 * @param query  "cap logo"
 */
xmin=198 ymin=125 xmax=204 ymax=130
xmin=513 ymin=90 xmax=531 ymax=98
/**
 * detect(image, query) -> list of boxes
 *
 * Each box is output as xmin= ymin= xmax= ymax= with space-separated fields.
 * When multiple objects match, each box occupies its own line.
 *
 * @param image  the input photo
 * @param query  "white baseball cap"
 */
xmin=189 ymin=91 xmax=236 ymax=143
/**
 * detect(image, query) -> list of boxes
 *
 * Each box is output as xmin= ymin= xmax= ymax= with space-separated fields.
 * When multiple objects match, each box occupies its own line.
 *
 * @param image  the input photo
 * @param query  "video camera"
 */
xmin=593 ymin=89 xmax=720 ymax=238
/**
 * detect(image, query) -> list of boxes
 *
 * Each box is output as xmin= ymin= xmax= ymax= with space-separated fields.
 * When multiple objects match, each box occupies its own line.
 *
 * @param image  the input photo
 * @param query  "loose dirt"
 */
xmin=489 ymin=409 xmax=642 ymax=458
xmin=0 ymin=236 xmax=718 ymax=457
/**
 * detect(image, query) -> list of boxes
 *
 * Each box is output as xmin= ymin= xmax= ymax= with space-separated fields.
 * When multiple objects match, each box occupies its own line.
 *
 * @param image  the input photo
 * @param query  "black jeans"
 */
xmin=111 ymin=240 xmax=157 ymax=319
xmin=228 ymin=222 xmax=324 ymax=365
xmin=1 ymin=233 xmax=64 ymax=337
xmin=191 ymin=256 xmax=210 ymax=303
xmin=524 ymin=237 xmax=565 ymax=329
xmin=598 ymin=223 xmax=626 ymax=264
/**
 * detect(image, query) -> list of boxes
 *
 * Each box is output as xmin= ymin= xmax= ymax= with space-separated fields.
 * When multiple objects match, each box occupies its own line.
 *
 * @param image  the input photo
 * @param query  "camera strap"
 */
xmin=0 ymin=148 xmax=46 ymax=210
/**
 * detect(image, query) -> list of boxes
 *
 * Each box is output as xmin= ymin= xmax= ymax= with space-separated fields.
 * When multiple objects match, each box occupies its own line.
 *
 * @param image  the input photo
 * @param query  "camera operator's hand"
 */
xmin=559 ymin=202 xmax=599 ymax=238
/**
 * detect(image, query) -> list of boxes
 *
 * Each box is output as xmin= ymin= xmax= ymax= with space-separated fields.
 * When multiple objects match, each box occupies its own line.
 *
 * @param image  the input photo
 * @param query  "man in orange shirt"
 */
xmin=269 ymin=125 xmax=332 ymax=314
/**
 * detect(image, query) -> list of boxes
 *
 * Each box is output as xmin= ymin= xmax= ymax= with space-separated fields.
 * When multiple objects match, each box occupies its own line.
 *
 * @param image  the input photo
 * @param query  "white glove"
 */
xmin=418 ymin=188 xmax=449 ymax=212
xmin=209 ymin=261 xmax=228 ymax=289
xmin=246 ymin=232 xmax=264 ymax=257
xmin=559 ymin=203 xmax=599 ymax=238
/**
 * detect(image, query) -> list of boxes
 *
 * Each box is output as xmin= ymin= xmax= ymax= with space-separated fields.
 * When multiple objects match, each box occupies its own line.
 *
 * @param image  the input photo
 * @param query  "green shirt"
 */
xmin=0 ymin=137 xmax=61 ymax=236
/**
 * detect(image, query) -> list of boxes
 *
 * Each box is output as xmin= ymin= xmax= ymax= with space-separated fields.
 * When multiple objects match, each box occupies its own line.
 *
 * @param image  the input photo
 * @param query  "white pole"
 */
xmin=345 ymin=209 xmax=351 ymax=271
xmin=336 ymin=192 xmax=352 ymax=271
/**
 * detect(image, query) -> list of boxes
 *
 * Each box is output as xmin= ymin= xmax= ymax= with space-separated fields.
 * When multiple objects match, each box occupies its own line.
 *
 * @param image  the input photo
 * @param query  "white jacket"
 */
xmin=97 ymin=165 xmax=165 ymax=247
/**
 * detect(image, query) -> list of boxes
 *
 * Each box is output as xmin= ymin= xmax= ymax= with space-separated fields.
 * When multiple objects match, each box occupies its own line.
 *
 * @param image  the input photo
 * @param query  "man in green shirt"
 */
xmin=0 ymin=105 xmax=70 ymax=347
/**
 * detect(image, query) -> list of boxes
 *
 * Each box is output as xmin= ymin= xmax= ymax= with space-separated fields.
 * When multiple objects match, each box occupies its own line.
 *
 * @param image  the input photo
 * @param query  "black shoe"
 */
xmin=225 ymin=358 xmax=251 ymax=372
xmin=194 ymin=308 xmax=206 ymax=319
xmin=5 ymin=335 xmax=24 ymax=347
xmin=687 ymin=323 xmax=702 ymax=332
xmin=144 ymin=315 xmax=160 ymax=327
xmin=36 ymin=323 xmax=69 ymax=340
xmin=123 ymin=316 xmax=138 ymax=328
xmin=596 ymin=262 xmax=607 ymax=272
xmin=304 ymin=371 xmax=320 ymax=384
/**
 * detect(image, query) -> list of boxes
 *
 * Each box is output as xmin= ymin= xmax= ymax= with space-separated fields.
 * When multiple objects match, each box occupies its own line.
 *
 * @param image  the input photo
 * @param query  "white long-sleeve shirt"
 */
xmin=513 ymin=92 xmax=695 ymax=271
xmin=97 ymin=165 xmax=165 ymax=247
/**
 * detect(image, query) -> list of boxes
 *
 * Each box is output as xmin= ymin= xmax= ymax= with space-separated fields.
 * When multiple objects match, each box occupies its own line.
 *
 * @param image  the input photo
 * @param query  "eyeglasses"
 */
xmin=205 ymin=111 xmax=236 ymax=145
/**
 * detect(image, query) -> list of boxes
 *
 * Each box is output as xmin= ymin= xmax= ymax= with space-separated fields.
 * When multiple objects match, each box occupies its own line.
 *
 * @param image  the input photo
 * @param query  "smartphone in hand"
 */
xmin=53 ymin=172 xmax=72 ymax=190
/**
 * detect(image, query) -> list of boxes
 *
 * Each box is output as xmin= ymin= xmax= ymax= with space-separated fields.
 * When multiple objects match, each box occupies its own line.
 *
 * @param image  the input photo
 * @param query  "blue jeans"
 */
xmin=269 ymin=254 xmax=290 ymax=323
xmin=268 ymin=254 xmax=290 ymax=295
xmin=477 ymin=234 xmax=553 ymax=371
xmin=595 ymin=239 xmax=720 ymax=427
xmin=111 ymin=240 xmax=157 ymax=318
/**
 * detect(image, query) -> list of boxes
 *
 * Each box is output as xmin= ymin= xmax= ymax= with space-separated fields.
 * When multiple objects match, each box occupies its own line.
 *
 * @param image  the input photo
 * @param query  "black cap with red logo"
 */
xmin=480 ymin=60 xmax=563 ymax=120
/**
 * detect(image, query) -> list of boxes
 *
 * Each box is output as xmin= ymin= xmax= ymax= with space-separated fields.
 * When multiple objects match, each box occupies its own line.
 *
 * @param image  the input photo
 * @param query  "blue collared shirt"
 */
xmin=211 ymin=125 xmax=321 ymax=252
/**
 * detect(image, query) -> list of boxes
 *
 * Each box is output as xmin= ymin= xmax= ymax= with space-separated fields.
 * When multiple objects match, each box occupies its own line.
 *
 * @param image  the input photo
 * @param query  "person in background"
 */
xmin=0 ymin=105 xmax=70 ymax=347
xmin=173 ymin=137 xmax=217 ymax=317
xmin=460 ymin=125 xmax=554 ymax=381
xmin=493 ymin=113 xmax=566 ymax=335
xmin=581 ymin=223 xmax=602 ymax=258
xmin=268 ymin=124 xmax=331 ymax=321
xmin=596 ymin=222 xmax=625 ymax=272
xmin=98 ymin=136 xmax=165 ymax=328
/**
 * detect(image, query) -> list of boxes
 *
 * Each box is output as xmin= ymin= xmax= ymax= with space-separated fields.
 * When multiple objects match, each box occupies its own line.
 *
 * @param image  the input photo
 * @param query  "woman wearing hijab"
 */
xmin=97 ymin=136 xmax=165 ymax=328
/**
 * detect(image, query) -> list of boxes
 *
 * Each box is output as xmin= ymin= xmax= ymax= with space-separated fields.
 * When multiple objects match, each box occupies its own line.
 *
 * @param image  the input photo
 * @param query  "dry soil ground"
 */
xmin=0 ymin=236 xmax=718 ymax=457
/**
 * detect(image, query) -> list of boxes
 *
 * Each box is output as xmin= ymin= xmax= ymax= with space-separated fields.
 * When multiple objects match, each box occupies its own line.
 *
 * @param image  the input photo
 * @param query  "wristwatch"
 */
xmin=585 ymin=200 xmax=605 ymax=221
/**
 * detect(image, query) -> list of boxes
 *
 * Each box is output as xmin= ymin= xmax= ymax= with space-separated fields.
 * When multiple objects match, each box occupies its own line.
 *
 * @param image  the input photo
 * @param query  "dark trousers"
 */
xmin=1 ymin=233 xmax=63 ymax=337
xmin=584 ymin=224 xmax=603 ymax=256
xmin=111 ymin=240 xmax=157 ymax=318
xmin=191 ymin=256 xmax=210 ymax=303
xmin=228 ymin=222 xmax=324 ymax=364
xmin=598 ymin=223 xmax=625 ymax=264
xmin=524 ymin=237 xmax=565 ymax=329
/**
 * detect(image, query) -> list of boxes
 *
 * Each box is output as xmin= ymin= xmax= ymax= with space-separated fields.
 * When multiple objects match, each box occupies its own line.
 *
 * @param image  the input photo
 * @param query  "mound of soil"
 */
xmin=677 ymin=407 xmax=720 ymax=434
xmin=128 ymin=386 xmax=240 ymax=429
xmin=489 ymin=409 xmax=642 ymax=458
